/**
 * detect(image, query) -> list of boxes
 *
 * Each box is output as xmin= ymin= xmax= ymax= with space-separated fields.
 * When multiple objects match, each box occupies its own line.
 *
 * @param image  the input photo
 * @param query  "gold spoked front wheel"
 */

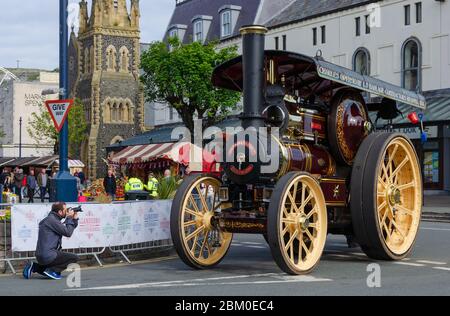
xmin=268 ymin=172 xmax=327 ymax=275
xmin=171 ymin=176 xmax=232 ymax=269
xmin=351 ymin=133 xmax=422 ymax=260
xmin=376 ymin=137 xmax=422 ymax=255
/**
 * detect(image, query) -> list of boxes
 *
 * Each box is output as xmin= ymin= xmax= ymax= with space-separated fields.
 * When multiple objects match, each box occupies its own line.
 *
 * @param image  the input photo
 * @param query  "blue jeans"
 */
xmin=40 ymin=187 xmax=47 ymax=202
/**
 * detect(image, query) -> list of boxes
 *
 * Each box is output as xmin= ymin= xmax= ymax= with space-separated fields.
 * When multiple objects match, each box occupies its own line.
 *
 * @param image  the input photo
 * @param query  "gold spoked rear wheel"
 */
xmin=268 ymin=172 xmax=327 ymax=275
xmin=351 ymin=133 xmax=422 ymax=260
xmin=376 ymin=137 xmax=422 ymax=255
xmin=171 ymin=176 xmax=232 ymax=269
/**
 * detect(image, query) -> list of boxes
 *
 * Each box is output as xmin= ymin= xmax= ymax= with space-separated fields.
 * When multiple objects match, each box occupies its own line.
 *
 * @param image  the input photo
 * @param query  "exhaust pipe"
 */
xmin=240 ymin=25 xmax=268 ymax=129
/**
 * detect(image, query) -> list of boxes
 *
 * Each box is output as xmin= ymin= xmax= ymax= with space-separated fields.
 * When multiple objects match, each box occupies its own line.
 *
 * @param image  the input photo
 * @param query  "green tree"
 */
xmin=140 ymin=38 xmax=241 ymax=134
xmin=27 ymin=98 xmax=88 ymax=157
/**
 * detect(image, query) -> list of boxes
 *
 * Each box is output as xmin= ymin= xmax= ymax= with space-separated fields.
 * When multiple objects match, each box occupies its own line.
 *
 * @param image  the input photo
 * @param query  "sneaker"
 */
xmin=43 ymin=269 xmax=62 ymax=280
xmin=22 ymin=262 xmax=34 ymax=280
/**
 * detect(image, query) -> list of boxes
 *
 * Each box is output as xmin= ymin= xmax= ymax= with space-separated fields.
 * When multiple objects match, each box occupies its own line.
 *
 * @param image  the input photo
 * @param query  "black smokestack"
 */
xmin=240 ymin=25 xmax=268 ymax=129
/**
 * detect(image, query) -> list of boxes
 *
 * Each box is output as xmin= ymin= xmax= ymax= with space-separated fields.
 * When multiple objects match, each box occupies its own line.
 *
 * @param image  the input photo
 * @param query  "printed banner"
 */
xmin=11 ymin=200 xmax=172 ymax=252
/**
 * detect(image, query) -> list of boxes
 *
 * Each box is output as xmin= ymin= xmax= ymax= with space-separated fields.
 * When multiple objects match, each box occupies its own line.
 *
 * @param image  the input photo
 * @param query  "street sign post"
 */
xmin=53 ymin=0 xmax=77 ymax=203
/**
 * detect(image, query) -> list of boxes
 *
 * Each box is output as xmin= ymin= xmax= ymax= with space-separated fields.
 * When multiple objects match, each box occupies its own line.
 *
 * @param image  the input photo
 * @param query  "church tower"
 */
xmin=69 ymin=0 xmax=144 ymax=180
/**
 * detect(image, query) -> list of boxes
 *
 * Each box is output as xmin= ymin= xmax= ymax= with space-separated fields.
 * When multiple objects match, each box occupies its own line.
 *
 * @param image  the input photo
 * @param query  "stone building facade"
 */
xmin=69 ymin=0 xmax=144 ymax=179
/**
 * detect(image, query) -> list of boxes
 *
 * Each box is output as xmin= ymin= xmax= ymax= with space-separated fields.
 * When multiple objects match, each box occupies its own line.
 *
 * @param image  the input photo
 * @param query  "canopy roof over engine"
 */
xmin=212 ymin=50 xmax=427 ymax=110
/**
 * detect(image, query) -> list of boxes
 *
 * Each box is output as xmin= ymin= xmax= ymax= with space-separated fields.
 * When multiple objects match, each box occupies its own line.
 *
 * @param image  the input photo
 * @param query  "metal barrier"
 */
xmin=108 ymin=239 xmax=173 ymax=264
xmin=0 ymin=202 xmax=174 ymax=274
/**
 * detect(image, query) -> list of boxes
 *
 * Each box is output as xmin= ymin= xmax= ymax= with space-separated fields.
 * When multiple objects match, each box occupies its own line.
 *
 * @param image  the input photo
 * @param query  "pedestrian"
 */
xmin=103 ymin=170 xmax=117 ymax=200
xmin=23 ymin=203 xmax=79 ymax=280
xmin=37 ymin=169 xmax=49 ymax=203
xmin=21 ymin=169 xmax=27 ymax=201
xmin=0 ymin=169 xmax=8 ymax=196
xmin=145 ymin=172 xmax=159 ymax=199
xmin=27 ymin=170 xmax=38 ymax=204
xmin=77 ymin=170 xmax=86 ymax=186
xmin=164 ymin=169 xmax=172 ymax=180
xmin=124 ymin=175 xmax=144 ymax=193
xmin=13 ymin=168 xmax=24 ymax=203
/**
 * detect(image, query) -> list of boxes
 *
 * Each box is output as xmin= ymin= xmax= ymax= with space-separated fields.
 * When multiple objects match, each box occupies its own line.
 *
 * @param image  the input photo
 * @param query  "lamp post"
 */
xmin=53 ymin=0 xmax=77 ymax=202
xmin=19 ymin=117 xmax=22 ymax=158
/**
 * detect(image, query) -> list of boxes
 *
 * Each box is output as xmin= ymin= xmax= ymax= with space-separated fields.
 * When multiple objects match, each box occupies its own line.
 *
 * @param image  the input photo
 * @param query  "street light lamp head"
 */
xmin=42 ymin=88 xmax=59 ymax=96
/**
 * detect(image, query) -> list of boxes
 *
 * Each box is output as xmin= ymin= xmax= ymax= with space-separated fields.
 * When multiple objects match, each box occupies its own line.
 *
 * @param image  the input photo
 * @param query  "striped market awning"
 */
xmin=110 ymin=142 xmax=190 ymax=165
xmin=53 ymin=159 xmax=85 ymax=168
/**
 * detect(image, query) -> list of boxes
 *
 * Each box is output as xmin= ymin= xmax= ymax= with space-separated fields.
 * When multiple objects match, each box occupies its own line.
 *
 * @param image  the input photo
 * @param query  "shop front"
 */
xmin=390 ymin=124 xmax=448 ymax=191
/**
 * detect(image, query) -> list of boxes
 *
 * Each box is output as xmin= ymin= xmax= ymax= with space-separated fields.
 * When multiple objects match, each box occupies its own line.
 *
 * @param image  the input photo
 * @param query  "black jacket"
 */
xmin=0 ymin=172 xmax=7 ymax=186
xmin=35 ymin=212 xmax=78 ymax=265
xmin=103 ymin=176 xmax=117 ymax=195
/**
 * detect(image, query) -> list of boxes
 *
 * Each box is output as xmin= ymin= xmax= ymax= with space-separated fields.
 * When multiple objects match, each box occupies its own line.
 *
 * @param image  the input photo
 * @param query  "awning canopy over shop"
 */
xmin=0 ymin=157 xmax=15 ymax=167
xmin=0 ymin=156 xmax=85 ymax=169
xmin=110 ymin=142 xmax=191 ymax=166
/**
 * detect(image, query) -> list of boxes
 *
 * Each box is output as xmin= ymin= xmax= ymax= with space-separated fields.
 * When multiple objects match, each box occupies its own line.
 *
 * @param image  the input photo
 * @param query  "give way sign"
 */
xmin=44 ymin=99 xmax=74 ymax=132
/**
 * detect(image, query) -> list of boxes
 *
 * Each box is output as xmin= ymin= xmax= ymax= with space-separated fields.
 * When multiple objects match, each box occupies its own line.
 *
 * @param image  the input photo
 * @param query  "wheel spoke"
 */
xmin=205 ymin=237 xmax=213 ymax=257
xmin=292 ymin=181 xmax=299 ymax=203
xmin=380 ymin=162 xmax=389 ymax=186
xmin=382 ymin=221 xmax=391 ymax=238
xmin=184 ymin=220 xmax=197 ymax=228
xmin=308 ymin=223 xmax=317 ymax=229
xmin=185 ymin=207 xmax=202 ymax=217
xmin=391 ymin=220 xmax=406 ymax=239
xmin=398 ymin=181 xmax=415 ymax=191
xmin=388 ymin=144 xmax=399 ymax=171
xmin=185 ymin=226 xmax=204 ymax=242
xmin=377 ymin=200 xmax=387 ymax=213
xmin=390 ymin=156 xmax=410 ymax=181
xmin=301 ymin=184 xmax=306 ymax=207
xmin=380 ymin=206 xmax=392 ymax=225
xmin=199 ymin=231 xmax=209 ymax=258
xmin=306 ymin=207 xmax=317 ymax=220
xmin=284 ymin=230 xmax=299 ymax=252
xmin=297 ymin=232 xmax=303 ymax=263
xmin=188 ymin=196 xmax=202 ymax=214
xmin=304 ymin=228 xmax=314 ymax=242
xmin=196 ymin=185 xmax=209 ymax=212
xmin=300 ymin=193 xmax=313 ymax=212
xmin=301 ymin=240 xmax=310 ymax=255
xmin=281 ymin=225 xmax=290 ymax=236
xmin=395 ymin=204 xmax=415 ymax=217
xmin=287 ymin=192 xmax=299 ymax=213
xmin=191 ymin=234 xmax=199 ymax=253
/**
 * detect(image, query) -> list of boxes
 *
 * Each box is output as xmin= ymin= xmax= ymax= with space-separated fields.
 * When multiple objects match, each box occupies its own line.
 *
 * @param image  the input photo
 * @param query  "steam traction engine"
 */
xmin=170 ymin=26 xmax=427 ymax=275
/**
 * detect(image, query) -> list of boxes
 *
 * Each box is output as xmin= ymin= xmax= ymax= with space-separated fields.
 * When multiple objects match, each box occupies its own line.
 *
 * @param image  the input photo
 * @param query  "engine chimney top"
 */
xmin=240 ymin=25 xmax=268 ymax=36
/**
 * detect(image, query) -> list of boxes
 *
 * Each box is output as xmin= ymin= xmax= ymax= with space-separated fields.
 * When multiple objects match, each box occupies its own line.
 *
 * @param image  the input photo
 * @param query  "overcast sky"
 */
xmin=0 ymin=0 xmax=175 ymax=70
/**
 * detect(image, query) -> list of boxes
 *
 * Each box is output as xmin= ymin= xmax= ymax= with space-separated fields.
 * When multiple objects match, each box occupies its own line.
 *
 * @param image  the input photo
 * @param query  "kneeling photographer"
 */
xmin=23 ymin=203 xmax=81 ymax=280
